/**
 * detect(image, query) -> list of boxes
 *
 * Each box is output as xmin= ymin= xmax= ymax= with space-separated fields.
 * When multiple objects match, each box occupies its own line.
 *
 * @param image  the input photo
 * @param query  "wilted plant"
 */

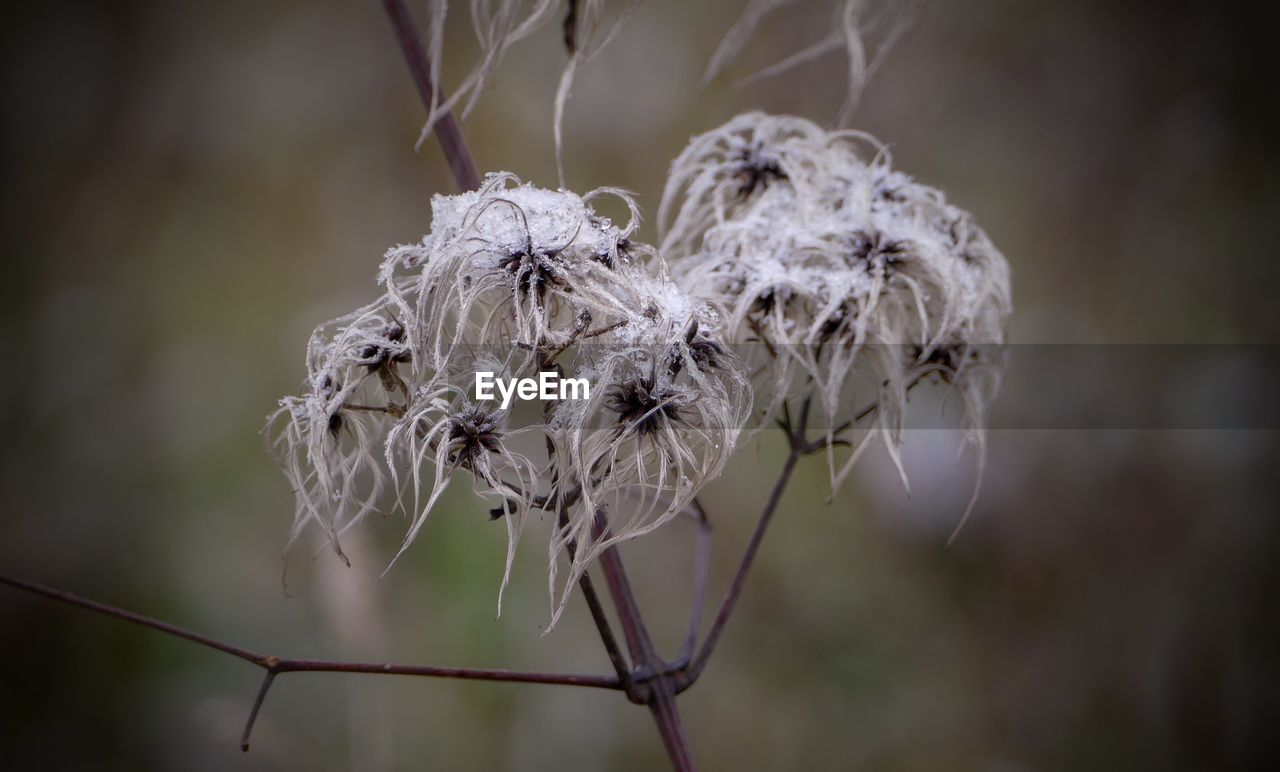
xmin=1 ymin=2 xmax=1011 ymax=770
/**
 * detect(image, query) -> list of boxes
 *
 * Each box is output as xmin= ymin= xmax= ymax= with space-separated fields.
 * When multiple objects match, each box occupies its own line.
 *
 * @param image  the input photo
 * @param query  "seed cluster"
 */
xmin=270 ymin=115 xmax=1011 ymax=624
xmin=661 ymin=113 xmax=1012 ymax=494
xmin=270 ymin=173 xmax=746 ymax=624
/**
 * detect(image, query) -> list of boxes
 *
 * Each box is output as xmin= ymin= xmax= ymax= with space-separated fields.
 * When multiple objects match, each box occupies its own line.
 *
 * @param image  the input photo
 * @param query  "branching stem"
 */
xmin=0 ymin=573 xmax=621 ymax=751
xmin=673 ymin=500 xmax=712 ymax=668
xmin=680 ymin=448 xmax=800 ymax=689
xmin=591 ymin=512 xmax=700 ymax=771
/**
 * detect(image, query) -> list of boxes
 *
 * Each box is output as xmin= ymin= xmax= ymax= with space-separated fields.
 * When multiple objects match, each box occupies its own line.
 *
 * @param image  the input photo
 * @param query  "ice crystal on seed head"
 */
xmin=379 ymin=173 xmax=654 ymax=366
xmin=662 ymin=113 xmax=1012 ymax=509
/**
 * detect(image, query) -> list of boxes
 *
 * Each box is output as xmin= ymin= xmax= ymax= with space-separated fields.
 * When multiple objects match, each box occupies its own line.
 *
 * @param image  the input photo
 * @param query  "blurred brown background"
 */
xmin=2 ymin=1 xmax=1278 ymax=770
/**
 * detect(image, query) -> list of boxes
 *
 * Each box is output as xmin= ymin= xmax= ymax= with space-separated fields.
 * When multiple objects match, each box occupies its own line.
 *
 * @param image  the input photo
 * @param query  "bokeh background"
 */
xmin=3 ymin=1 xmax=1278 ymax=769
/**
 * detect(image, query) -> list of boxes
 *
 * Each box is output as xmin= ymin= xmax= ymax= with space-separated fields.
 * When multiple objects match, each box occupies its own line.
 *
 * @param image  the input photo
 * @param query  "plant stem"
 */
xmin=681 ymin=448 xmax=801 ymax=690
xmin=555 ymin=508 xmax=633 ymax=689
xmin=0 ymin=572 xmax=622 ymax=750
xmin=379 ymin=0 xmax=481 ymax=191
xmin=674 ymin=502 xmax=712 ymax=667
xmin=591 ymin=511 xmax=700 ymax=770
xmin=648 ymin=678 xmax=698 ymax=772
xmin=0 ymin=574 xmax=618 ymax=687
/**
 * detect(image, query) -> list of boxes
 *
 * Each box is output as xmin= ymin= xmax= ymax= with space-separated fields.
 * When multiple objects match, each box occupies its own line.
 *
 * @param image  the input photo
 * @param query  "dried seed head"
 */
xmin=381 ymin=377 xmax=540 ymax=612
xmin=605 ymin=375 xmax=689 ymax=436
xmin=380 ymin=173 xmax=652 ymax=366
xmin=662 ymin=113 xmax=1012 ymax=503
xmin=446 ymin=405 xmax=504 ymax=461
xmin=542 ymin=300 xmax=747 ymax=629
xmin=270 ymin=173 xmax=749 ymax=629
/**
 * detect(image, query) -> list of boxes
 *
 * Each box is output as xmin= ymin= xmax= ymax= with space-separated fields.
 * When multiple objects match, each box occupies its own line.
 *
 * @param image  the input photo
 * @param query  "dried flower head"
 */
xmin=383 ymin=374 xmax=539 ymax=612
xmin=266 ymin=298 xmax=411 ymax=566
xmin=661 ymin=112 xmax=1012 ymax=514
xmin=544 ymin=298 xmax=747 ymax=627
xmin=379 ymin=173 xmax=649 ymax=362
xmin=270 ymin=173 xmax=747 ymax=627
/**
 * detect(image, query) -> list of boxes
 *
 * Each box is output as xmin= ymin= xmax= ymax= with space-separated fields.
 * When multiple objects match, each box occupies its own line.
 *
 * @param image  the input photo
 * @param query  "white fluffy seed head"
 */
xmin=542 ymin=286 xmax=747 ymax=627
xmin=380 ymin=173 xmax=653 ymax=366
xmin=662 ymin=112 xmax=1012 ymax=500
xmin=266 ymin=296 xmax=410 ymax=565
xmin=269 ymin=173 xmax=748 ymax=628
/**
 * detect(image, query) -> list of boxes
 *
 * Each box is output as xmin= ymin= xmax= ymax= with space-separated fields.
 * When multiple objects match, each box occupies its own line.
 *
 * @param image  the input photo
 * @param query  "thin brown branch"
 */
xmin=0 ymin=573 xmax=620 ymax=686
xmin=380 ymin=0 xmax=481 ymax=191
xmin=673 ymin=500 xmax=712 ymax=667
xmin=555 ymin=508 xmax=634 ymax=690
xmin=648 ymin=678 xmax=698 ymax=772
xmin=269 ymin=658 xmax=621 ymax=686
xmin=680 ymin=448 xmax=801 ymax=690
xmin=592 ymin=526 xmax=651 ymax=665
xmin=589 ymin=510 xmax=700 ymax=768
xmin=0 ymin=572 xmax=623 ymax=751
xmin=1 ymin=572 xmax=265 ymax=664
xmin=241 ymin=670 xmax=278 ymax=751
xmin=570 ymin=569 xmax=634 ymax=686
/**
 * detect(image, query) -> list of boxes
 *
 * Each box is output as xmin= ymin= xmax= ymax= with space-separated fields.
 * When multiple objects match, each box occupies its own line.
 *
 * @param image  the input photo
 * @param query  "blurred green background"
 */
xmin=3 ymin=1 xmax=1278 ymax=769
